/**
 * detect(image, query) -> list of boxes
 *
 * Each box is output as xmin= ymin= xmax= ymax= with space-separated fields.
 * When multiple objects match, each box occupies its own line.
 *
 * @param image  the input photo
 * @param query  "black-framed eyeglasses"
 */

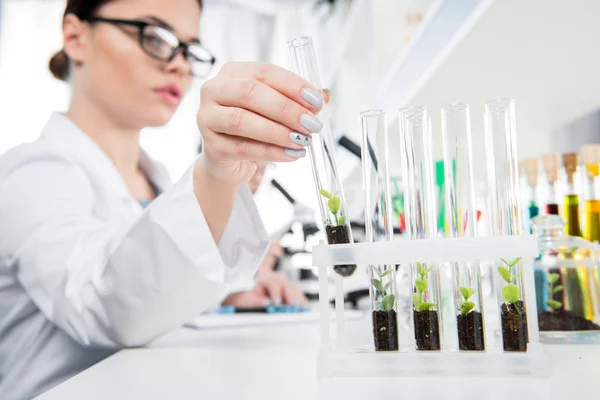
xmin=85 ymin=16 xmax=216 ymax=78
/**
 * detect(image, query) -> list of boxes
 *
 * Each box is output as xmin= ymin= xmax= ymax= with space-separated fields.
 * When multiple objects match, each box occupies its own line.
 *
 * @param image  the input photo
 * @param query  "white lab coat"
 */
xmin=0 ymin=113 xmax=269 ymax=400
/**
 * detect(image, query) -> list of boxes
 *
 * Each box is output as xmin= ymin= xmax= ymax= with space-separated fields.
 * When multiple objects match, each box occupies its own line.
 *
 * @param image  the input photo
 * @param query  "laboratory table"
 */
xmin=36 ymin=316 xmax=598 ymax=400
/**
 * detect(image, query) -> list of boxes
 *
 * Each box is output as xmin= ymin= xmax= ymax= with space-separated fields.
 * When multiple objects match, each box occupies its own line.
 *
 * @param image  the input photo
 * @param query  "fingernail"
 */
xmin=262 ymin=299 xmax=272 ymax=307
xmin=284 ymin=148 xmax=306 ymax=158
xmin=274 ymin=297 xmax=282 ymax=306
xmin=301 ymin=114 xmax=323 ymax=133
xmin=290 ymin=132 xmax=312 ymax=146
xmin=302 ymin=88 xmax=323 ymax=107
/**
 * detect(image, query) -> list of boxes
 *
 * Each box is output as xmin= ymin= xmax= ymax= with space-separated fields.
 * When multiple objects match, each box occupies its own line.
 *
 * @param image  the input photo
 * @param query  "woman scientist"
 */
xmin=0 ymin=0 xmax=325 ymax=398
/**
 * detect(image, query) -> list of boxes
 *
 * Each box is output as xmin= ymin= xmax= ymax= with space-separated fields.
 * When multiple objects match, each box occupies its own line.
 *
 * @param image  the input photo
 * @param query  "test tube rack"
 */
xmin=313 ymin=234 xmax=551 ymax=378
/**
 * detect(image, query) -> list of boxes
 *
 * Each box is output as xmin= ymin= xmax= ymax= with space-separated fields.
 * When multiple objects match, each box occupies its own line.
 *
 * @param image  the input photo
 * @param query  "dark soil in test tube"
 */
xmin=538 ymin=310 xmax=600 ymax=331
xmin=501 ymin=301 xmax=529 ymax=352
xmin=372 ymin=310 xmax=399 ymax=351
xmin=457 ymin=311 xmax=485 ymax=351
xmin=413 ymin=310 xmax=441 ymax=351
xmin=325 ymin=224 xmax=356 ymax=277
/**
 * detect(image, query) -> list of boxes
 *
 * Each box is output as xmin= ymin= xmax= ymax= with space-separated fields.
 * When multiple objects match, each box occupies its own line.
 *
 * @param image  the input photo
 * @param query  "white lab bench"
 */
xmin=35 ymin=314 xmax=598 ymax=400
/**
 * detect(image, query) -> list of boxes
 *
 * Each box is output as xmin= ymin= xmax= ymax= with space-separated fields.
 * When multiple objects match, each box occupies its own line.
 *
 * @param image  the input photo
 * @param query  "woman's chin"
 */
xmin=143 ymin=107 xmax=177 ymax=128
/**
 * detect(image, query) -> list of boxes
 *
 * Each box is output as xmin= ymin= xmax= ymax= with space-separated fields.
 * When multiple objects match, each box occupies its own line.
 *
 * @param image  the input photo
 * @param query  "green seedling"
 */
xmin=458 ymin=286 xmax=476 ymax=315
xmin=498 ymin=257 xmax=522 ymax=313
xmin=371 ymin=267 xmax=395 ymax=312
xmin=545 ymin=273 xmax=563 ymax=311
xmin=413 ymin=262 xmax=436 ymax=312
xmin=320 ymin=189 xmax=347 ymax=227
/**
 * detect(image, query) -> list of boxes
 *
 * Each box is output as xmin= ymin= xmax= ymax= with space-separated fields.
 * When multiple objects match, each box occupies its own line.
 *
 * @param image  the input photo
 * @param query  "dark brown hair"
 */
xmin=49 ymin=0 xmax=203 ymax=81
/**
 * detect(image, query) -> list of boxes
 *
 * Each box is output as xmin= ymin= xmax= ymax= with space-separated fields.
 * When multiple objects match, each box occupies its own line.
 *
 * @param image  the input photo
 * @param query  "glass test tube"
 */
xmin=287 ymin=37 xmax=356 ymax=277
xmin=484 ymin=98 xmax=529 ymax=352
xmin=563 ymin=153 xmax=583 ymax=237
xmin=399 ymin=106 xmax=442 ymax=351
xmin=542 ymin=153 xmax=561 ymax=216
xmin=581 ymin=144 xmax=600 ymax=243
xmin=361 ymin=110 xmax=399 ymax=352
xmin=441 ymin=104 xmax=485 ymax=351
xmin=519 ymin=158 xmax=540 ymax=229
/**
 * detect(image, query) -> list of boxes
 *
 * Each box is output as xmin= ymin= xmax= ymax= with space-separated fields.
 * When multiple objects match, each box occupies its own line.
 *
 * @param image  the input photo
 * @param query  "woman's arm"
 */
xmin=0 ymin=151 xmax=267 ymax=348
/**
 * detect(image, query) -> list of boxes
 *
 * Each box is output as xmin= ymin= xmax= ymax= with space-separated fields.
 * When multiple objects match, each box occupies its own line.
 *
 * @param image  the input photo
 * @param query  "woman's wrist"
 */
xmin=192 ymin=155 xmax=241 ymax=242
xmin=193 ymin=154 xmax=243 ymax=194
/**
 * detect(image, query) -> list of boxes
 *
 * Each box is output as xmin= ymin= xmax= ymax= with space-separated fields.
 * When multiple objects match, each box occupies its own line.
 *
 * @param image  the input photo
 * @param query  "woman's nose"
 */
xmin=165 ymin=48 xmax=192 ymax=77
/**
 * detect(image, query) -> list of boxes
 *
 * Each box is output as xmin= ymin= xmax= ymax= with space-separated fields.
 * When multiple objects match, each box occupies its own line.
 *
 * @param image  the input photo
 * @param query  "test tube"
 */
xmin=519 ymin=158 xmax=540 ymax=229
xmin=361 ymin=110 xmax=399 ymax=351
xmin=581 ymin=144 xmax=600 ymax=242
xmin=287 ymin=37 xmax=356 ymax=277
xmin=399 ymin=106 xmax=442 ymax=351
xmin=441 ymin=104 xmax=485 ymax=351
xmin=542 ymin=153 xmax=561 ymax=216
xmin=484 ymin=98 xmax=529 ymax=352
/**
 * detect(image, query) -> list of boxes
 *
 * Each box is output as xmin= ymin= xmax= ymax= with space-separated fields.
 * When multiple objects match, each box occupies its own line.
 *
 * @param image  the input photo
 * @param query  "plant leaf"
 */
xmin=381 ymin=269 xmax=394 ymax=279
xmin=548 ymin=273 xmax=560 ymax=284
xmin=552 ymin=285 xmax=564 ymax=294
xmin=412 ymin=293 xmax=422 ymax=307
xmin=425 ymin=266 xmax=435 ymax=276
xmin=319 ymin=189 xmax=331 ymax=199
xmin=460 ymin=287 xmax=474 ymax=301
xmin=382 ymin=294 xmax=396 ymax=312
xmin=502 ymin=284 xmax=520 ymax=304
xmin=545 ymin=299 xmax=562 ymax=310
xmin=384 ymin=282 xmax=392 ymax=293
xmin=508 ymin=257 xmax=522 ymax=267
xmin=371 ymin=279 xmax=384 ymax=294
xmin=416 ymin=262 xmax=424 ymax=276
xmin=460 ymin=301 xmax=476 ymax=315
xmin=337 ymin=215 xmax=347 ymax=226
xmin=415 ymin=278 xmax=428 ymax=293
xmin=418 ymin=302 xmax=436 ymax=312
xmin=498 ymin=266 xmax=511 ymax=283
xmin=328 ymin=197 xmax=341 ymax=215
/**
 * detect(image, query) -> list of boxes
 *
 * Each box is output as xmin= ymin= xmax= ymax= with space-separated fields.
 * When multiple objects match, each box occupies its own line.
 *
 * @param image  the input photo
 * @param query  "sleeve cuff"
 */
xmin=147 ymin=161 xmax=268 ymax=285
xmin=219 ymin=185 xmax=270 ymax=283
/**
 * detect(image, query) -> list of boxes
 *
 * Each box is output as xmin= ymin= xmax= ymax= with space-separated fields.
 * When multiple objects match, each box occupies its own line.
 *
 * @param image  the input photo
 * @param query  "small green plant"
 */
xmin=412 ymin=262 xmax=436 ymax=312
xmin=545 ymin=273 xmax=564 ymax=311
xmin=320 ymin=189 xmax=346 ymax=227
xmin=498 ymin=257 xmax=522 ymax=307
xmin=458 ymin=287 xmax=476 ymax=315
xmin=371 ymin=267 xmax=396 ymax=312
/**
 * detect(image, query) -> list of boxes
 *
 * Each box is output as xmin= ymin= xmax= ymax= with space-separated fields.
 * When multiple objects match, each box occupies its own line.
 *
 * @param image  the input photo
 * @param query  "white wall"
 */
xmin=410 ymin=0 xmax=600 ymax=184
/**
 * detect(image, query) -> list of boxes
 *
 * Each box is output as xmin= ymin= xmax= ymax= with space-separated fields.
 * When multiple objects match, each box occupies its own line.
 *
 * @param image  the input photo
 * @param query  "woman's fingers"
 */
xmin=208 ymin=76 xmax=322 ymax=137
xmin=202 ymin=130 xmax=306 ymax=162
xmin=200 ymin=105 xmax=313 ymax=150
xmin=261 ymin=278 xmax=284 ymax=305
xmin=219 ymin=62 xmax=325 ymax=114
xmin=282 ymin=282 xmax=308 ymax=306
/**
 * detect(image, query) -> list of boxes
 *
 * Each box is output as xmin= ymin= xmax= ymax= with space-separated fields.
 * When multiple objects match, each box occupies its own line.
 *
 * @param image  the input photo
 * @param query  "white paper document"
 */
xmin=185 ymin=309 xmax=364 ymax=330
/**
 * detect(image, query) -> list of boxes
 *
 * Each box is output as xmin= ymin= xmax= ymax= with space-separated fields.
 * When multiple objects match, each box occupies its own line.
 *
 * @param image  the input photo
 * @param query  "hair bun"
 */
xmin=49 ymin=50 xmax=69 ymax=81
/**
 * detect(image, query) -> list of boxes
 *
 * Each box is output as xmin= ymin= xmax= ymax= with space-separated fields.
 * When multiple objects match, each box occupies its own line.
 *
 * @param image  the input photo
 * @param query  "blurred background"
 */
xmin=1 ymin=0 xmax=599 ymax=237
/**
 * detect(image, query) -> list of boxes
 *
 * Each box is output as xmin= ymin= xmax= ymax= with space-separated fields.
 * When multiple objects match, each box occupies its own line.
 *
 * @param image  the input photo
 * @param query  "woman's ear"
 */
xmin=62 ymin=13 xmax=88 ymax=65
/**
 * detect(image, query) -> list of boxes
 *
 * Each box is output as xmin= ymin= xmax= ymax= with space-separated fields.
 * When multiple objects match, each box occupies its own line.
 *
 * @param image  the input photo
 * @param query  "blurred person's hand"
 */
xmin=222 ymin=271 xmax=307 ymax=308
xmin=196 ymin=62 xmax=330 ymax=187
xmin=258 ymin=240 xmax=284 ymax=274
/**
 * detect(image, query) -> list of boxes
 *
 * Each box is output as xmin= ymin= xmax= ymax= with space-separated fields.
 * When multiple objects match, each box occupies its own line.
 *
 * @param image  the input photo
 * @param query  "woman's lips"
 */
xmin=154 ymin=85 xmax=182 ymax=106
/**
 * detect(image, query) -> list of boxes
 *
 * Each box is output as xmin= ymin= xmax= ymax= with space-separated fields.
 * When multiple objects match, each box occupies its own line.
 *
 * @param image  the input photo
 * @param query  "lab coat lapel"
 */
xmin=40 ymin=113 xmax=173 ymax=202
xmin=41 ymin=113 xmax=133 ymax=201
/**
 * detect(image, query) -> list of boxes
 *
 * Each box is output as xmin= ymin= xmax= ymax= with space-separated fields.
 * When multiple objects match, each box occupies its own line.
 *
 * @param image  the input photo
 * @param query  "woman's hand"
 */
xmin=222 ymin=271 xmax=307 ymax=308
xmin=196 ymin=62 xmax=328 ymax=186
xmin=257 ymin=240 xmax=284 ymax=274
